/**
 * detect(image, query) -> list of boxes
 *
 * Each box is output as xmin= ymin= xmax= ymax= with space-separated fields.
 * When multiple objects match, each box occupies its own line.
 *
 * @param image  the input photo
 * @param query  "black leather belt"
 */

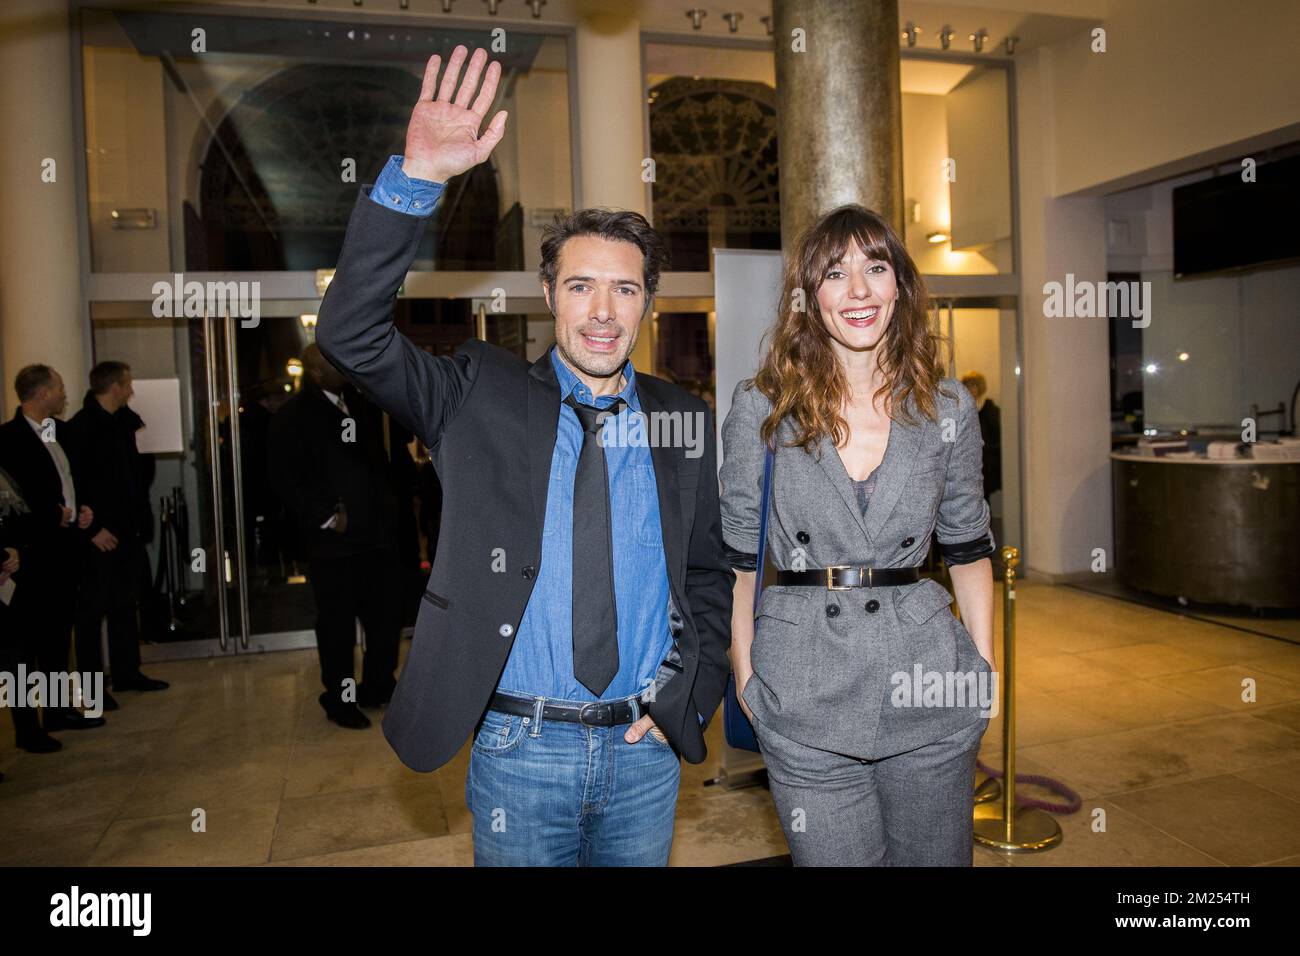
xmin=489 ymin=691 xmax=643 ymax=726
xmin=776 ymin=566 xmax=921 ymax=589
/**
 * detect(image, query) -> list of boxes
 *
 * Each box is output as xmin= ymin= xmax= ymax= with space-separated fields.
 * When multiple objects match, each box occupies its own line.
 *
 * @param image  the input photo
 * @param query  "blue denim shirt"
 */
xmin=369 ymin=154 xmax=445 ymax=215
xmin=489 ymin=349 xmax=672 ymax=702
xmin=369 ymin=157 xmax=699 ymax=722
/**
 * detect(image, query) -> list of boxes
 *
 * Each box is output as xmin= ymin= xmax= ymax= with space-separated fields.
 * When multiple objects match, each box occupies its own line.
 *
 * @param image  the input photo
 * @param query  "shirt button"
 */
xmin=825 ymin=604 xmax=840 ymax=618
xmin=521 ymin=565 xmax=535 ymax=580
xmin=865 ymin=599 xmax=880 ymax=613
xmin=902 ymin=537 xmax=915 ymax=548
xmin=499 ymin=624 xmax=514 ymax=637
xmin=391 ymin=196 xmax=402 ymax=204
xmin=796 ymin=531 xmax=810 ymax=544
xmin=413 ymin=201 xmax=421 ymax=208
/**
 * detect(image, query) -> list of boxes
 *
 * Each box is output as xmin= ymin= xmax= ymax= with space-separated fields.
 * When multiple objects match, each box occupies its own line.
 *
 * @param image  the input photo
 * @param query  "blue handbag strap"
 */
xmin=752 ymin=444 xmax=775 ymax=616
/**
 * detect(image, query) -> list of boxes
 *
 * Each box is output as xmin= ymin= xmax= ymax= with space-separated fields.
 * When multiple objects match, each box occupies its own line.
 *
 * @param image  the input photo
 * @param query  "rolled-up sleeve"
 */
xmin=719 ymin=380 xmax=767 ymax=570
xmin=935 ymin=386 xmax=996 ymax=565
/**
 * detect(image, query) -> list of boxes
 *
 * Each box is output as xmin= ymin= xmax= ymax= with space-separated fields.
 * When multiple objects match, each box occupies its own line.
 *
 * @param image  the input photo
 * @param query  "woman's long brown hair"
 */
xmin=753 ymin=204 xmax=948 ymax=452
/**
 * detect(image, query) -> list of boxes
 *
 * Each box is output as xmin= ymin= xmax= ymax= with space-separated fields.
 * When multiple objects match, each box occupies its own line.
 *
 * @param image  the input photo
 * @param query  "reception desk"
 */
xmin=1111 ymin=453 xmax=1300 ymax=609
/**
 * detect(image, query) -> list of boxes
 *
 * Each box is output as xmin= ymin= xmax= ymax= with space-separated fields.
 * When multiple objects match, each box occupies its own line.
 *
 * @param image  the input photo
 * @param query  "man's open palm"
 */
xmin=402 ymin=45 xmax=508 ymax=185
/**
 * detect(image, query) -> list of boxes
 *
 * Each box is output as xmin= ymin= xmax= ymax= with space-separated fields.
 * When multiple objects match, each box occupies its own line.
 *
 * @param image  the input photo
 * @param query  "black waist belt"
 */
xmin=776 ymin=566 xmax=921 ymax=589
xmin=489 ymin=691 xmax=642 ymax=726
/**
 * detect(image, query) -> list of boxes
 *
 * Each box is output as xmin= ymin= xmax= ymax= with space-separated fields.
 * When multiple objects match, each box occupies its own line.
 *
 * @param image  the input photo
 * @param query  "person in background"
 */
xmin=268 ymin=344 xmax=402 ymax=730
xmin=0 ymin=463 xmax=64 ymax=764
xmin=960 ymin=371 xmax=1001 ymax=501
xmin=0 ymin=364 xmax=106 ymax=731
xmin=66 ymin=361 xmax=170 ymax=701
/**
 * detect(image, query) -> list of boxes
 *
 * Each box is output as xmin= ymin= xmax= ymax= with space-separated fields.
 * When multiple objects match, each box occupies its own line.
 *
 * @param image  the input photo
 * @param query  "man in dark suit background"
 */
xmin=316 ymin=46 xmax=733 ymax=866
xmin=1 ymin=462 xmax=62 ymax=758
xmin=960 ymin=371 xmax=1002 ymax=500
xmin=65 ymin=361 xmax=169 ymax=700
xmin=268 ymin=344 xmax=401 ymax=730
xmin=0 ymin=364 xmax=106 ymax=733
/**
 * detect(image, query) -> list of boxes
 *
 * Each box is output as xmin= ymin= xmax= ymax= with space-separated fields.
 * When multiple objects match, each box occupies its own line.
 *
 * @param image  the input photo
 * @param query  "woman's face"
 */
xmin=814 ymin=239 xmax=898 ymax=354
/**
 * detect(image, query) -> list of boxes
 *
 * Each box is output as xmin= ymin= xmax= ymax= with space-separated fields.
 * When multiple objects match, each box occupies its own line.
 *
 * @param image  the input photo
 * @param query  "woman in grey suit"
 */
xmin=720 ymin=204 xmax=997 ymax=866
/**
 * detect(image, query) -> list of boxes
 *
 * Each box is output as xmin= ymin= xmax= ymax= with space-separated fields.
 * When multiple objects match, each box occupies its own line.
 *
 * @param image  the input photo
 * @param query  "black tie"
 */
xmin=564 ymin=393 xmax=625 ymax=696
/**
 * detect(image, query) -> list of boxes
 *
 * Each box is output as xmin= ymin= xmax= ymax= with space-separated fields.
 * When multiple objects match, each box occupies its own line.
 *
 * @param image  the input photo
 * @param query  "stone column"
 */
xmin=574 ymin=0 xmax=654 ymax=371
xmin=0 ymin=0 xmax=87 ymax=417
xmin=774 ymin=0 xmax=904 ymax=247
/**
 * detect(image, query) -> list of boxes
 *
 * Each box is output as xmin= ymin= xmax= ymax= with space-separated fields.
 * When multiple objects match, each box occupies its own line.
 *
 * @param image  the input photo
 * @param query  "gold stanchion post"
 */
xmin=973 ymin=546 xmax=1063 ymax=852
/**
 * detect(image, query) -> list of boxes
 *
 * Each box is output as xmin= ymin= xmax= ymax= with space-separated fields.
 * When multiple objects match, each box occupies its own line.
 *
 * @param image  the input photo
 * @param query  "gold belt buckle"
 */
xmin=825 ymin=565 xmax=852 ymax=590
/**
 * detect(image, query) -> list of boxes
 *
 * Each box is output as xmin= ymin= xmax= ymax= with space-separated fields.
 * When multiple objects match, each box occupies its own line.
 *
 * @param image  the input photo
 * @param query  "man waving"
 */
xmin=316 ymin=46 xmax=733 ymax=867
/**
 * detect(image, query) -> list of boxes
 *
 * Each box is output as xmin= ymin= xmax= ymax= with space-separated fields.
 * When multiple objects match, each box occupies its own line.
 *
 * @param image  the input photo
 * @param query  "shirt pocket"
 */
xmin=542 ymin=450 xmax=572 ymax=539
xmin=628 ymin=463 xmax=666 ymax=549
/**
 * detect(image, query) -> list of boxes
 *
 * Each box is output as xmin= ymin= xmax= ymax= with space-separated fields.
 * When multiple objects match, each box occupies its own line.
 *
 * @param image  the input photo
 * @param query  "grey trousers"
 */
xmin=753 ymin=714 xmax=989 ymax=866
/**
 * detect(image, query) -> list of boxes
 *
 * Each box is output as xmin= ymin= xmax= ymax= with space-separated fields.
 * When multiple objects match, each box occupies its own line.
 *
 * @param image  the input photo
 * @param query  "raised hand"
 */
xmin=401 ymin=45 xmax=508 ymax=185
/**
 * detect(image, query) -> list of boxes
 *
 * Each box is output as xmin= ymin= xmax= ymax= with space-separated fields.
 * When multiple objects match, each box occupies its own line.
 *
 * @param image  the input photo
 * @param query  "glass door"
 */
xmin=88 ymin=302 xmax=254 ymax=656
xmin=930 ymin=297 xmax=1023 ymax=557
xmin=90 ymin=297 xmax=530 ymax=660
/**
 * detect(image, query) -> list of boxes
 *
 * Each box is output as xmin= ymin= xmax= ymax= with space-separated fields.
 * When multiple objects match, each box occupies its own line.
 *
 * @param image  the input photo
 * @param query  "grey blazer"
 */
xmin=719 ymin=378 xmax=995 ymax=760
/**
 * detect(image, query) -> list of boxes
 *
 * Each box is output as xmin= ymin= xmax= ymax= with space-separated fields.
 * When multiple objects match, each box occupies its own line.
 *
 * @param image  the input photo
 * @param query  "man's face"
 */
xmin=42 ymin=370 xmax=68 ymax=418
xmin=544 ymin=235 xmax=647 ymax=381
xmin=118 ymin=372 xmax=134 ymax=407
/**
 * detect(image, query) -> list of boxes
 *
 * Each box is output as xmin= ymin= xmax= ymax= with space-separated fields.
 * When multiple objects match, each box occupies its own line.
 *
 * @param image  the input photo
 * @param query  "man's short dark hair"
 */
xmin=15 ymin=364 xmax=54 ymax=402
xmin=538 ymin=208 xmax=670 ymax=312
xmin=89 ymin=360 xmax=131 ymax=395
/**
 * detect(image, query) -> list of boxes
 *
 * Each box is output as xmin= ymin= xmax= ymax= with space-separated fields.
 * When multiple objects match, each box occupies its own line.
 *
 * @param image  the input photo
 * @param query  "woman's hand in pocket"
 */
xmin=736 ymin=667 xmax=755 ymax=724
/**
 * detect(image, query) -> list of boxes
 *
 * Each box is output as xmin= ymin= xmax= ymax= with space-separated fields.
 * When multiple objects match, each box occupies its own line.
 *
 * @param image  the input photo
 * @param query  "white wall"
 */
xmin=1049 ymin=0 xmax=1300 ymax=196
xmin=1015 ymin=42 xmax=1113 ymax=578
xmin=946 ymin=68 xmax=1012 ymax=260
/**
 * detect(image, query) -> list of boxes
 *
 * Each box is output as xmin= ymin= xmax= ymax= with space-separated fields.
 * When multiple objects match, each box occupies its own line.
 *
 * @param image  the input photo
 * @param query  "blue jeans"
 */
xmin=465 ymin=699 xmax=682 ymax=866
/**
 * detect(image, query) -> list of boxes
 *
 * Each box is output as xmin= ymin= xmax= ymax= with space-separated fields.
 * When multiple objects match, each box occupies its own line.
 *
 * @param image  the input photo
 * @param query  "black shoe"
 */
xmin=113 ymin=674 xmax=169 ymax=692
xmin=319 ymin=693 xmax=371 ymax=730
xmin=44 ymin=710 xmax=107 ymax=732
xmin=357 ymin=684 xmax=394 ymax=709
xmin=16 ymin=731 xmax=63 ymax=753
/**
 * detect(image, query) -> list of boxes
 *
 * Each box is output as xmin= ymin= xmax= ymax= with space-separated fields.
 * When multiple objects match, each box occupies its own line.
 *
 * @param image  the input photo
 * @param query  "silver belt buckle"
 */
xmin=578 ymin=701 xmax=612 ymax=725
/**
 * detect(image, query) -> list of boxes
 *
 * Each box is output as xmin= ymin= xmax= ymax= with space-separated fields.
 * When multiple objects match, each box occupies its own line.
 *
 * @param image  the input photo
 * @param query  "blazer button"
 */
xmin=796 ymin=531 xmax=810 ymax=544
xmin=825 ymin=604 xmax=840 ymax=618
xmin=499 ymin=623 xmax=514 ymax=637
xmin=521 ymin=565 xmax=535 ymax=580
xmin=865 ymin=599 xmax=880 ymax=613
xmin=902 ymin=537 xmax=915 ymax=548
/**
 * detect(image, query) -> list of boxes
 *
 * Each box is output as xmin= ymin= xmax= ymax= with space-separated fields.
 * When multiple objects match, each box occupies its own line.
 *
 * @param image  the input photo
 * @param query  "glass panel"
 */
xmin=1124 ymin=267 xmax=1298 ymax=437
xmin=89 ymin=303 xmax=229 ymax=644
xmin=80 ymin=7 xmax=572 ymax=273
xmin=645 ymin=43 xmax=780 ymax=269
xmin=946 ymin=306 xmax=1021 ymax=551
xmin=653 ymin=310 xmax=716 ymax=411
xmin=91 ymin=300 xmax=526 ymax=644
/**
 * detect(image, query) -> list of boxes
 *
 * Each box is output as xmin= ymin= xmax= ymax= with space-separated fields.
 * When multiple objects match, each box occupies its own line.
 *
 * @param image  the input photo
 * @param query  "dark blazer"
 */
xmin=0 ymin=411 xmax=88 ymax=570
xmin=64 ymin=392 xmax=147 ymax=543
xmin=977 ymin=399 xmax=1002 ymax=497
xmin=267 ymin=382 xmax=399 ymax=560
xmin=316 ymin=189 xmax=734 ymax=772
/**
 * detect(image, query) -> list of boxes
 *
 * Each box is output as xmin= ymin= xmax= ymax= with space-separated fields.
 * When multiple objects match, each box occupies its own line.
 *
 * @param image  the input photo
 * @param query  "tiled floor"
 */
xmin=2 ymin=581 xmax=1299 ymax=866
